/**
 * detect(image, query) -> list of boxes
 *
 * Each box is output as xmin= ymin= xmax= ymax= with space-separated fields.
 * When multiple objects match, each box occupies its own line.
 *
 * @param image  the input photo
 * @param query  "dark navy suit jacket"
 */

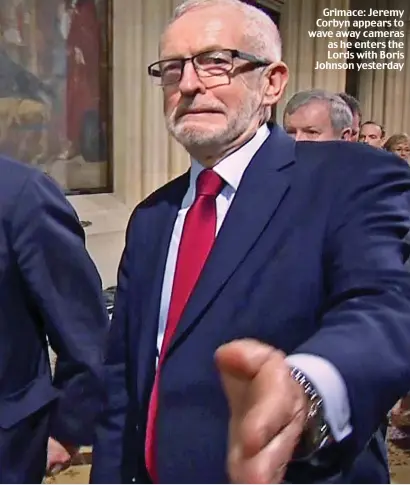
xmin=0 ymin=156 xmax=108 ymax=483
xmin=91 ymin=126 xmax=410 ymax=483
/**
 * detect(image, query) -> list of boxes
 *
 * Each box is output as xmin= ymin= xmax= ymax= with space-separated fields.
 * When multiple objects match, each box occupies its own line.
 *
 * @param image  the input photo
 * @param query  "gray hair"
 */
xmin=168 ymin=0 xmax=281 ymax=62
xmin=284 ymin=89 xmax=353 ymax=135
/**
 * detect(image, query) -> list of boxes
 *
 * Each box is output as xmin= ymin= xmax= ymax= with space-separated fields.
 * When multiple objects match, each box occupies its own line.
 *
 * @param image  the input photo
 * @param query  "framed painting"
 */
xmin=0 ymin=0 xmax=112 ymax=195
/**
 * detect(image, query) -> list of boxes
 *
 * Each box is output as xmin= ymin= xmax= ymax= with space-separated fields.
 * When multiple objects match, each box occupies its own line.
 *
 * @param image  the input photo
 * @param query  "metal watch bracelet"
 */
xmin=290 ymin=366 xmax=333 ymax=460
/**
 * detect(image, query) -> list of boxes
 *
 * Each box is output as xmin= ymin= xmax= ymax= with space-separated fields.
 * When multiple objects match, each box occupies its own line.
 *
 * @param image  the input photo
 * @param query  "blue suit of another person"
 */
xmin=91 ymin=125 xmax=410 ymax=484
xmin=0 ymin=156 xmax=108 ymax=483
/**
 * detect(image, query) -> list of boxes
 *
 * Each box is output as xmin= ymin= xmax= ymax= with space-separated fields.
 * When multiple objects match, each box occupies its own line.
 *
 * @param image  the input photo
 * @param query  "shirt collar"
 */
xmin=190 ymin=123 xmax=270 ymax=192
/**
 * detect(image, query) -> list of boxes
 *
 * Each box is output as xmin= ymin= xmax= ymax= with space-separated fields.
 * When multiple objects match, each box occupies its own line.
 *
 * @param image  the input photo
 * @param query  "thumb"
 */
xmin=215 ymin=339 xmax=277 ymax=417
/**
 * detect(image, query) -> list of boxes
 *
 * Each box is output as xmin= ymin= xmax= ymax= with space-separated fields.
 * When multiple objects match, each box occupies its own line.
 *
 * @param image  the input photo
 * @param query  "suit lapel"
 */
xmin=166 ymin=126 xmax=296 ymax=357
xmin=135 ymin=173 xmax=189 ymax=406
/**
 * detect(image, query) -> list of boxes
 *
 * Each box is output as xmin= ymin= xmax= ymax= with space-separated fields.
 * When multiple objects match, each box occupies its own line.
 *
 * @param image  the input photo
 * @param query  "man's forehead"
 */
xmin=291 ymin=101 xmax=331 ymax=121
xmin=160 ymin=7 xmax=243 ymax=56
xmin=361 ymin=124 xmax=381 ymax=136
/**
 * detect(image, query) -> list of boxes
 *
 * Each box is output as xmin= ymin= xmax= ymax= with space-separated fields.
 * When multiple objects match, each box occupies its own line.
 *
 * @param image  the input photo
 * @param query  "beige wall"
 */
xmin=278 ymin=0 xmax=349 ymax=121
xmin=357 ymin=0 xmax=410 ymax=137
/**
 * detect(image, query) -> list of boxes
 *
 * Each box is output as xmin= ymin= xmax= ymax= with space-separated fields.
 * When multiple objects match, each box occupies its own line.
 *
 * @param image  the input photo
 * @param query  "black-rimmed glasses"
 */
xmin=147 ymin=49 xmax=271 ymax=86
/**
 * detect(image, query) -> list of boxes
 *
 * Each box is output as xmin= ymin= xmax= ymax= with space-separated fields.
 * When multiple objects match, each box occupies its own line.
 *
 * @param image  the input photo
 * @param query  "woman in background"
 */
xmin=384 ymin=133 xmax=410 ymax=164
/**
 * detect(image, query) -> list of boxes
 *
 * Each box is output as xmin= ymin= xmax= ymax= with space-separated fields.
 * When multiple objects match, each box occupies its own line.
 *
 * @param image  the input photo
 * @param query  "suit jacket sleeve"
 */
xmin=10 ymin=170 xmax=109 ymax=445
xmin=90 ymin=217 xmax=132 ymax=483
xmin=295 ymin=151 xmax=410 ymax=458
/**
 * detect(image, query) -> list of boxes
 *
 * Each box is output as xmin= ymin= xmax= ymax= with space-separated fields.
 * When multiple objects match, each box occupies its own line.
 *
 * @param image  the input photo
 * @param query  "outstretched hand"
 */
xmin=215 ymin=339 xmax=308 ymax=483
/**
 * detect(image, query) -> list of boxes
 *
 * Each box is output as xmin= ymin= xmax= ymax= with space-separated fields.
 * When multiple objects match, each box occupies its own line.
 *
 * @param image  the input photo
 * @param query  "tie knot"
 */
xmin=196 ymin=169 xmax=225 ymax=197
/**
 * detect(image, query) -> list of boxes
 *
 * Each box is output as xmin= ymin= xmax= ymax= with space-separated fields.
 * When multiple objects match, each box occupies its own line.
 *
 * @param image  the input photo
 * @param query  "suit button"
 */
xmin=135 ymin=425 xmax=139 ymax=431
xmin=131 ymin=478 xmax=136 ymax=483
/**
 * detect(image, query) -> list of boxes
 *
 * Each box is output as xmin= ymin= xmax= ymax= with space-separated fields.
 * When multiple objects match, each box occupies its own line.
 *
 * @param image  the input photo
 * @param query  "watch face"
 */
xmin=308 ymin=404 xmax=325 ymax=444
xmin=294 ymin=397 xmax=331 ymax=460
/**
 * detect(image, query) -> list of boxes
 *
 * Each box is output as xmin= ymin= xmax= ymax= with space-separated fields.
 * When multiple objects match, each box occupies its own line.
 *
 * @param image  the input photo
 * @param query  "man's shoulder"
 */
xmin=296 ymin=139 xmax=377 ymax=160
xmin=0 ymin=155 xmax=43 ymax=190
xmin=295 ymin=140 xmax=408 ymax=177
xmin=0 ymin=156 xmax=57 ymax=230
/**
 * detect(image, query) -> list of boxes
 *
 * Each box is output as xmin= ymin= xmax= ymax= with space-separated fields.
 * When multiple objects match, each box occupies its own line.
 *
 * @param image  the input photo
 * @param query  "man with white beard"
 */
xmin=91 ymin=1 xmax=410 ymax=483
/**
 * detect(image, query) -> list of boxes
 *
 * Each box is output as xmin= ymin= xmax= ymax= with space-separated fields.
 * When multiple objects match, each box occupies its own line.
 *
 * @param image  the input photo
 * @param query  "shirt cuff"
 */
xmin=286 ymin=353 xmax=353 ymax=442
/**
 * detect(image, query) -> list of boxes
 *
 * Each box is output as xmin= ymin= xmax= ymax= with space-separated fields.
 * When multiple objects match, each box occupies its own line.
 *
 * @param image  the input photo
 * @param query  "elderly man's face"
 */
xmin=358 ymin=123 xmax=384 ymax=148
xmin=284 ymin=101 xmax=349 ymax=141
xmin=159 ymin=6 xmax=287 ymax=156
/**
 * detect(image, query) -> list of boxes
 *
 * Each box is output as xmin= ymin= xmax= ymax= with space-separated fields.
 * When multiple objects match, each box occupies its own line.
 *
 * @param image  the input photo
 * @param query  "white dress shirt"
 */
xmin=157 ymin=124 xmax=352 ymax=442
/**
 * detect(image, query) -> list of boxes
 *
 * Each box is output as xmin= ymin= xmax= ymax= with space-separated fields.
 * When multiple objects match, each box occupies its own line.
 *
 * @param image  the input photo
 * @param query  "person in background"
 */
xmin=384 ymin=133 xmax=410 ymax=164
xmin=60 ymin=0 xmax=101 ymax=160
xmin=283 ymin=89 xmax=352 ymax=141
xmin=359 ymin=120 xmax=386 ymax=148
xmin=91 ymin=0 xmax=410 ymax=483
xmin=0 ymin=155 xmax=109 ymax=483
xmin=337 ymin=92 xmax=361 ymax=142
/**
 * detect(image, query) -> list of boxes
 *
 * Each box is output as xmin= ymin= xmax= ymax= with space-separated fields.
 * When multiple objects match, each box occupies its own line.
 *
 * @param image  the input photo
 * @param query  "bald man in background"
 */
xmin=359 ymin=121 xmax=386 ymax=148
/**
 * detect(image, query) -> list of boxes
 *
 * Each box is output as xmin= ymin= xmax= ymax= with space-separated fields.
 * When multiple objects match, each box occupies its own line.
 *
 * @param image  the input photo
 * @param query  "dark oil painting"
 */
xmin=0 ymin=0 xmax=112 ymax=194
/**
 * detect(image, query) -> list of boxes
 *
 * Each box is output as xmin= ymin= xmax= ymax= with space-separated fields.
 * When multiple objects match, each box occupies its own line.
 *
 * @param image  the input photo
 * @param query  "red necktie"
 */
xmin=145 ymin=169 xmax=225 ymax=481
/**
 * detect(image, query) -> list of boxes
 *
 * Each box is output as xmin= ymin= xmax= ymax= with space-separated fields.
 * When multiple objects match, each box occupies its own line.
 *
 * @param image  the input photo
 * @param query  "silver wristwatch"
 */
xmin=290 ymin=366 xmax=334 ymax=460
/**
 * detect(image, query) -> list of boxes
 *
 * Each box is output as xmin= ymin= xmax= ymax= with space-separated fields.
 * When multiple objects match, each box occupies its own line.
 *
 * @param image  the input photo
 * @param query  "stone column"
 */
xmin=313 ymin=0 xmax=350 ymax=90
xmin=357 ymin=0 xmax=410 ymax=136
xmin=112 ymin=0 xmax=143 ymax=204
xmin=277 ymin=0 xmax=350 ymax=122
xmin=112 ymin=0 xmax=188 ymax=204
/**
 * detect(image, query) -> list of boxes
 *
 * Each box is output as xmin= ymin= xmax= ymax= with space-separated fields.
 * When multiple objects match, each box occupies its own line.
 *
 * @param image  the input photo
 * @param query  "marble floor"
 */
xmin=388 ymin=414 xmax=410 ymax=484
xmin=44 ymin=434 xmax=410 ymax=485
xmin=44 ymin=447 xmax=92 ymax=484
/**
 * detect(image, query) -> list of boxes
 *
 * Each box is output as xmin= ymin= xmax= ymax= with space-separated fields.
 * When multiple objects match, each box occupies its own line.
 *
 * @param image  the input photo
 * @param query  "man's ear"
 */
xmin=261 ymin=61 xmax=289 ymax=109
xmin=341 ymin=128 xmax=353 ymax=141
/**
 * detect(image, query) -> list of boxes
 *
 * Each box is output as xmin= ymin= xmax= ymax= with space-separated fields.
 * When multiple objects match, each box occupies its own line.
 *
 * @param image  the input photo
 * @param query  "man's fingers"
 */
xmin=216 ymin=339 xmax=303 ymax=455
xmin=46 ymin=438 xmax=78 ymax=475
xmin=46 ymin=463 xmax=69 ymax=478
xmin=216 ymin=338 xmax=308 ymax=483
xmin=218 ymin=341 xmax=301 ymax=457
xmin=228 ymin=419 xmax=305 ymax=484
xmin=238 ymin=355 xmax=298 ymax=457
xmin=215 ymin=339 xmax=280 ymax=429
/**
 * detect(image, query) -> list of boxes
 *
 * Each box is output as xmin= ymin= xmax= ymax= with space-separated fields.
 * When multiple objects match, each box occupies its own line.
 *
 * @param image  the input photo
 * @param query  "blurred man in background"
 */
xmin=283 ymin=89 xmax=352 ymax=141
xmin=359 ymin=120 xmax=386 ymax=148
xmin=337 ymin=92 xmax=361 ymax=142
